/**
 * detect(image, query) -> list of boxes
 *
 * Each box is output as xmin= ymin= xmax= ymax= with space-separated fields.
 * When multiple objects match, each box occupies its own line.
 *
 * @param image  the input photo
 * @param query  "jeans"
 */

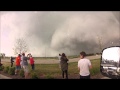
xmin=62 ymin=70 xmax=68 ymax=79
xmin=11 ymin=63 xmax=13 ymax=67
xmin=31 ymin=64 xmax=35 ymax=70
xmin=80 ymin=74 xmax=90 ymax=79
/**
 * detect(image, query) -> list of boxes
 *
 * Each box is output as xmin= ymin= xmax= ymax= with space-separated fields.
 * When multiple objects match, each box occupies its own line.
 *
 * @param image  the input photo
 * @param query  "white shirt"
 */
xmin=78 ymin=58 xmax=91 ymax=76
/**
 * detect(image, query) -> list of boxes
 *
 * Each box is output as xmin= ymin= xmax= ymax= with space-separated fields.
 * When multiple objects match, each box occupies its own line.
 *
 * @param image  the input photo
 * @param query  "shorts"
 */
xmin=16 ymin=66 xmax=21 ymax=70
xmin=23 ymin=65 xmax=29 ymax=73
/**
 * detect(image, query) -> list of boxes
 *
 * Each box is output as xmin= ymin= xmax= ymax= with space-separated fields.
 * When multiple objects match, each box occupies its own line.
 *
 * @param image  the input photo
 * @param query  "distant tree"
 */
xmin=13 ymin=38 xmax=29 ymax=55
xmin=0 ymin=53 xmax=5 ymax=58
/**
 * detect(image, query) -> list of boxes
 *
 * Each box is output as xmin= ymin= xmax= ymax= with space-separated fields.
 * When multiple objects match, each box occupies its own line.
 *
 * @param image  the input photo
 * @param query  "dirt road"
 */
xmin=1 ymin=55 xmax=101 ymax=64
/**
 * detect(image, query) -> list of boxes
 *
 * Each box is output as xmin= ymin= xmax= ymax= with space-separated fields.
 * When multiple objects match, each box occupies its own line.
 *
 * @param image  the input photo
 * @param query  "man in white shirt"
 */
xmin=78 ymin=51 xmax=92 ymax=79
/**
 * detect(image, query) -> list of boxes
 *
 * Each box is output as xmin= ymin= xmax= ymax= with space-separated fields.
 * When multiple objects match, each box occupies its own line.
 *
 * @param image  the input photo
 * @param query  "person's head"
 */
xmin=30 ymin=55 xmax=32 ymax=57
xmin=80 ymin=51 xmax=86 ymax=59
xmin=22 ymin=53 xmax=25 ymax=56
xmin=59 ymin=54 xmax=61 ymax=56
xmin=62 ymin=53 xmax=66 ymax=57
xmin=18 ymin=54 xmax=21 ymax=57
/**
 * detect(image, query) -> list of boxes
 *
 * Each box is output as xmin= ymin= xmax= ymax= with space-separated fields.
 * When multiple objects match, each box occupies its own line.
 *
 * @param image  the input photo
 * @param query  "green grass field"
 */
xmin=3 ymin=54 xmax=96 ymax=60
xmin=35 ymin=59 xmax=100 ymax=76
xmin=2 ymin=58 xmax=101 ymax=78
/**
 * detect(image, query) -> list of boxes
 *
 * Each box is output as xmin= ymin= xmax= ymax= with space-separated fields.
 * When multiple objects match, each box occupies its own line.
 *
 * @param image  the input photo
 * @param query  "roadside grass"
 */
xmin=4 ymin=54 xmax=98 ymax=60
xmin=1 ymin=59 xmax=101 ymax=78
xmin=90 ymin=59 xmax=100 ymax=76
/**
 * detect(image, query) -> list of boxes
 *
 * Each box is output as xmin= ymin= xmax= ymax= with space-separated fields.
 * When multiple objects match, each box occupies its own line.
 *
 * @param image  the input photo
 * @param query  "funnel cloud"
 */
xmin=0 ymin=11 xmax=120 ymax=57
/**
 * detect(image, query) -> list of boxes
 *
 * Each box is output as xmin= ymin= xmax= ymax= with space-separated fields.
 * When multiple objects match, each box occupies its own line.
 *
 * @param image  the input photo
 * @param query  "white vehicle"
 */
xmin=100 ymin=46 xmax=120 ymax=79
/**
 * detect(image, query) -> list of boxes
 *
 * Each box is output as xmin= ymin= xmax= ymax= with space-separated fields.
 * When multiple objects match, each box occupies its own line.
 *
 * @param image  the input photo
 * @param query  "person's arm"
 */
xmin=88 ymin=60 xmax=92 ymax=69
xmin=89 ymin=65 xmax=92 ymax=69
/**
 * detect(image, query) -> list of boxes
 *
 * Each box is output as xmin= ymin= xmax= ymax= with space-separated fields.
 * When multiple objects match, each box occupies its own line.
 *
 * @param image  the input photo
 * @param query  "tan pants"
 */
xmin=23 ymin=65 xmax=29 ymax=73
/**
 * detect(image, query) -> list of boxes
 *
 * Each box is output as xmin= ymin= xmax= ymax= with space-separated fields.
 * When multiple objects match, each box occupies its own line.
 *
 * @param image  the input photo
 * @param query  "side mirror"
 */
xmin=100 ymin=46 xmax=120 ymax=79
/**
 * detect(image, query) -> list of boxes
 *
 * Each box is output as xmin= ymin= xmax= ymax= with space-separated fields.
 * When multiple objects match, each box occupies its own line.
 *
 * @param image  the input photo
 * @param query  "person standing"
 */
xmin=58 ymin=54 xmax=61 ymax=68
xmin=78 ymin=51 xmax=92 ymax=79
xmin=15 ymin=54 xmax=21 ymax=75
xmin=60 ymin=53 xmax=69 ymax=79
xmin=29 ymin=55 xmax=35 ymax=70
xmin=22 ymin=53 xmax=29 ymax=79
xmin=10 ymin=56 xmax=14 ymax=67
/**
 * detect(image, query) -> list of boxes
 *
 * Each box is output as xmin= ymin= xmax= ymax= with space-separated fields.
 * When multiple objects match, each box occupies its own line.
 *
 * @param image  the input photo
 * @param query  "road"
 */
xmin=0 ymin=74 xmax=11 ymax=79
xmin=101 ymin=77 xmax=111 ymax=79
xmin=1 ymin=55 xmax=101 ymax=64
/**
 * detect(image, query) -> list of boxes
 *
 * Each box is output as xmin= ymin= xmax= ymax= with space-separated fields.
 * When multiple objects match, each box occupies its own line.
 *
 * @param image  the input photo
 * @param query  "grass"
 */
xmin=1 ymin=58 xmax=101 ymax=78
xmin=90 ymin=59 xmax=100 ymax=75
xmin=4 ymin=54 xmax=98 ymax=60
xmin=35 ymin=58 xmax=101 ymax=77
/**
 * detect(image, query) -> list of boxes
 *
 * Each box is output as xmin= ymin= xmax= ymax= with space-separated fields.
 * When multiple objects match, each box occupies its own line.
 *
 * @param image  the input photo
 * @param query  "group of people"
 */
xmin=2 ymin=51 xmax=92 ymax=79
xmin=58 ymin=51 xmax=92 ymax=79
xmin=11 ymin=53 xmax=35 ymax=79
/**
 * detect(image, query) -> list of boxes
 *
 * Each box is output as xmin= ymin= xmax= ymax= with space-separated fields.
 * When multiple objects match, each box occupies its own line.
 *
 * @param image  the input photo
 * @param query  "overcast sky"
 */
xmin=0 ymin=11 xmax=120 ymax=57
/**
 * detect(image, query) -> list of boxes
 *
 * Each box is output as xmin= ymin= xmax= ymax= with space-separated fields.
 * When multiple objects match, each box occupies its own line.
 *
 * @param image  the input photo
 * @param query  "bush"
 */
xmin=3 ymin=66 xmax=9 ymax=73
xmin=8 ymin=67 xmax=15 ymax=75
xmin=30 ymin=71 xmax=39 ymax=79
xmin=19 ymin=69 xmax=24 ymax=77
xmin=0 ymin=65 xmax=4 ymax=71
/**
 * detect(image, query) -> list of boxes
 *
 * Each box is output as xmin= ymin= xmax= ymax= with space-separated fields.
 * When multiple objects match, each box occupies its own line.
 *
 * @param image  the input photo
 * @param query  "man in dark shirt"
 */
xmin=10 ymin=56 xmax=14 ymax=67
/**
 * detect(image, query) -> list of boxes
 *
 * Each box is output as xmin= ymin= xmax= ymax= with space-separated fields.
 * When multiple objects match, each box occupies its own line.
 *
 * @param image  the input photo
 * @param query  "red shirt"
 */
xmin=30 ymin=57 xmax=34 ymax=64
xmin=15 ymin=56 xmax=21 ymax=66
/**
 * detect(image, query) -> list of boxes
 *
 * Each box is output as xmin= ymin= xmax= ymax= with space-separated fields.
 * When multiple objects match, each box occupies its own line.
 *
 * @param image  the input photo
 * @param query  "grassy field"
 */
xmin=2 ymin=58 xmax=101 ymax=79
xmin=3 ymin=54 xmax=97 ymax=60
xmin=3 ymin=56 xmax=79 ymax=60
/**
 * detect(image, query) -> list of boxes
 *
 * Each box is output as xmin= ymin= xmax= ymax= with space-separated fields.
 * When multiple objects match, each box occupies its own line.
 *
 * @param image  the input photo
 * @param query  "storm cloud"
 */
xmin=0 ymin=11 xmax=120 ymax=57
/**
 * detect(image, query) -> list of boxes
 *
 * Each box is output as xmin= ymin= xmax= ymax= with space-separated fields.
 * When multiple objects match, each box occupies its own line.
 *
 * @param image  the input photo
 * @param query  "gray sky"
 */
xmin=0 ymin=11 xmax=120 ymax=57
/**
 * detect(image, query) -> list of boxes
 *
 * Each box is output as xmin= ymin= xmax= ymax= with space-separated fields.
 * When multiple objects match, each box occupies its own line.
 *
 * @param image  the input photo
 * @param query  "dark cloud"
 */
xmin=1 ymin=11 xmax=120 ymax=56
